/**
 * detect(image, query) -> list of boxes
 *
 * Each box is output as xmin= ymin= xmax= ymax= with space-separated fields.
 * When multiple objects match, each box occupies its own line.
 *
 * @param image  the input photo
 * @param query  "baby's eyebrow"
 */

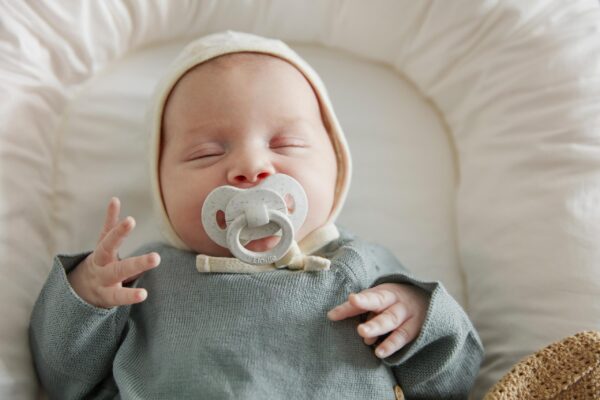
xmin=275 ymin=116 xmax=317 ymax=132
xmin=184 ymin=124 xmax=239 ymax=145
xmin=277 ymin=116 xmax=309 ymax=125
xmin=182 ymin=119 xmax=230 ymax=137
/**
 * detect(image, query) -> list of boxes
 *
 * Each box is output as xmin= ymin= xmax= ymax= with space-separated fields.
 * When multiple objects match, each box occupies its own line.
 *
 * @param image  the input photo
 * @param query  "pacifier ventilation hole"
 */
xmin=216 ymin=210 xmax=227 ymax=230
xmin=284 ymin=193 xmax=295 ymax=214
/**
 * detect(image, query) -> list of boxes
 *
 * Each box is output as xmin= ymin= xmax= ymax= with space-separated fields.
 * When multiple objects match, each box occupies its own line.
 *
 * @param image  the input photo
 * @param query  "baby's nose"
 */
xmin=228 ymin=163 xmax=275 ymax=187
xmin=233 ymin=171 xmax=271 ymax=184
xmin=227 ymin=145 xmax=277 ymax=187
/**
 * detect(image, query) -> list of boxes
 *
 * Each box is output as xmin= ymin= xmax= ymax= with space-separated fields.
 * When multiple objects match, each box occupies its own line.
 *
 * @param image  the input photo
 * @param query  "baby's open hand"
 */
xmin=327 ymin=283 xmax=429 ymax=359
xmin=67 ymin=197 xmax=160 ymax=309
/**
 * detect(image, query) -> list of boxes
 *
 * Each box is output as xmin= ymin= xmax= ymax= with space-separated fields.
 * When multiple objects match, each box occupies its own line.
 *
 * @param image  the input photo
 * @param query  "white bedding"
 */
xmin=1 ymin=1 xmax=600 ymax=399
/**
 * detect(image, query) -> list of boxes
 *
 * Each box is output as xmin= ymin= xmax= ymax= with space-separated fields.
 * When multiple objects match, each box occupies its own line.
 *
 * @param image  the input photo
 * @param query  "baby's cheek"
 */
xmin=180 ymin=218 xmax=231 ymax=256
xmin=297 ymin=180 xmax=335 ymax=239
xmin=165 ymin=187 xmax=208 ymax=252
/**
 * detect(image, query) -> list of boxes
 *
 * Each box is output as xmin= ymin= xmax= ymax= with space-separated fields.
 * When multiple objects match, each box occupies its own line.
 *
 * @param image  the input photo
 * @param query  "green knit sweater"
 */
xmin=29 ymin=230 xmax=483 ymax=399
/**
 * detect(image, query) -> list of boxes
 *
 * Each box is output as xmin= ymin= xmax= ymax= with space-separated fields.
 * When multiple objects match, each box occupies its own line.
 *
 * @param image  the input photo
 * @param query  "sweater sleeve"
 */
xmin=353 ymin=243 xmax=484 ymax=399
xmin=29 ymin=253 xmax=132 ymax=400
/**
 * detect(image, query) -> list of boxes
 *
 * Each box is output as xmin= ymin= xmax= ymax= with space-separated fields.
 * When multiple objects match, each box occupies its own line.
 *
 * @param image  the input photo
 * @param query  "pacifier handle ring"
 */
xmin=226 ymin=209 xmax=294 ymax=265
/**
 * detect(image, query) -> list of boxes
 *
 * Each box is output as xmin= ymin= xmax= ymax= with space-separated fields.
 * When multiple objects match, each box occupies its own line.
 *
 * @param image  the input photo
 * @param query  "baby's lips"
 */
xmin=243 ymin=235 xmax=279 ymax=252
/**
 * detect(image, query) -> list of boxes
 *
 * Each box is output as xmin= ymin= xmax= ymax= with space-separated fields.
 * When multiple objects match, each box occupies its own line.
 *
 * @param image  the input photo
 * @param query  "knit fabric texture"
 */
xmin=29 ymin=230 xmax=483 ymax=399
xmin=484 ymin=331 xmax=600 ymax=399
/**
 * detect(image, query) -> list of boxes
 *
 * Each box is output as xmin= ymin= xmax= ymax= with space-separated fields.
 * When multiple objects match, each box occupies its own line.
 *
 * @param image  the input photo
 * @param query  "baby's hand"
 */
xmin=67 ymin=197 xmax=160 ymax=309
xmin=327 ymin=283 xmax=429 ymax=359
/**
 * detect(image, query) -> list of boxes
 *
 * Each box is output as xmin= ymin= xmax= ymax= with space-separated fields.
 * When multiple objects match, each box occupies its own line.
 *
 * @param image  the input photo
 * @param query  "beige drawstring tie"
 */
xmin=196 ymin=241 xmax=330 ymax=273
xmin=195 ymin=223 xmax=339 ymax=274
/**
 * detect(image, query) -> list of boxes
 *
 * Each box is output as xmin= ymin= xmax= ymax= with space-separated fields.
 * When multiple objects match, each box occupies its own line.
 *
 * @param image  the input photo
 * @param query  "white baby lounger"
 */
xmin=2 ymin=1 xmax=600 ymax=398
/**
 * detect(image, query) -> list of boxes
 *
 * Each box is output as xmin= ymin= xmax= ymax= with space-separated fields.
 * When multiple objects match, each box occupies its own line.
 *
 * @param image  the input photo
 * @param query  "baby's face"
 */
xmin=160 ymin=53 xmax=338 ymax=256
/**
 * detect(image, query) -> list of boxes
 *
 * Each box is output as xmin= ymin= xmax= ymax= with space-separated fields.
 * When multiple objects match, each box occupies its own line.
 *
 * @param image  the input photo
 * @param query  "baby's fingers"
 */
xmin=362 ymin=312 xmax=378 ymax=345
xmin=98 ymin=197 xmax=121 ymax=243
xmin=374 ymin=318 xmax=420 ymax=359
xmin=98 ymin=286 xmax=149 ymax=308
xmin=327 ymin=299 xmax=362 ymax=321
xmin=94 ymin=216 xmax=135 ymax=266
xmin=102 ymin=253 xmax=161 ymax=286
xmin=364 ymin=337 xmax=377 ymax=346
xmin=357 ymin=302 xmax=408 ymax=339
xmin=327 ymin=288 xmax=398 ymax=321
xmin=350 ymin=286 xmax=401 ymax=312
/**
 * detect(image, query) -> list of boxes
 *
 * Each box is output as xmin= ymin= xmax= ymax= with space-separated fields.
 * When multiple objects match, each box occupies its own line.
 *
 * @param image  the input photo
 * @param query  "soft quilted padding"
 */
xmin=2 ymin=1 xmax=600 ymax=399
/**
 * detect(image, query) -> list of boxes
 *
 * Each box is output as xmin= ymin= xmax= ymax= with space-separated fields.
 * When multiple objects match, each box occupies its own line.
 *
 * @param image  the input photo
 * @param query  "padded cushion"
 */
xmin=1 ymin=1 xmax=600 ymax=399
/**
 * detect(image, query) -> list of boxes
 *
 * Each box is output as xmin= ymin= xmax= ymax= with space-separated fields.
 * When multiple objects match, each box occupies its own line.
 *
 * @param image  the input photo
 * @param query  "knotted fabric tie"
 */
xmin=195 ymin=241 xmax=330 ymax=274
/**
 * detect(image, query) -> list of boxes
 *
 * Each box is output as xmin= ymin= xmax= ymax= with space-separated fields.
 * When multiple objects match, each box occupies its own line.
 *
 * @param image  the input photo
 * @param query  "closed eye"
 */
xmin=185 ymin=149 xmax=225 ymax=161
xmin=191 ymin=153 xmax=224 ymax=159
xmin=269 ymin=136 xmax=308 ymax=149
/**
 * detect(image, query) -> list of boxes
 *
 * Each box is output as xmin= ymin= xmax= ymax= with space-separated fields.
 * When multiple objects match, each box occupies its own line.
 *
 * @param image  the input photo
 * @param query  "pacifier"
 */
xmin=201 ymin=174 xmax=308 ymax=265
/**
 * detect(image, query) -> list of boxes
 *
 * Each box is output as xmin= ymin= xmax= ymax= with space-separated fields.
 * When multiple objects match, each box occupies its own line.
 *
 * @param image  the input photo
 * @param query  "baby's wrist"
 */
xmin=66 ymin=254 xmax=95 ymax=304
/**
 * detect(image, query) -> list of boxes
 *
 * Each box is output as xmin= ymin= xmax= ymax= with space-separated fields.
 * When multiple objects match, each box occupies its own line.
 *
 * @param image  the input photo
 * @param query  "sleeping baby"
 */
xmin=29 ymin=31 xmax=483 ymax=399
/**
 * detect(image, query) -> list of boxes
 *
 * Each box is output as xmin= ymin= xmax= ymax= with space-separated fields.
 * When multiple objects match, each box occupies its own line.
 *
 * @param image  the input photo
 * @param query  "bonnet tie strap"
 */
xmin=196 ymin=240 xmax=330 ymax=274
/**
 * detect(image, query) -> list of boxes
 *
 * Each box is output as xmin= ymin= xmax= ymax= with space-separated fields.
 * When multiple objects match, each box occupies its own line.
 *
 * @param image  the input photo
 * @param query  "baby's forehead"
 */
xmin=165 ymin=52 xmax=304 ymax=108
xmin=161 ymin=51 xmax=328 ymax=145
xmin=164 ymin=52 xmax=319 ymax=113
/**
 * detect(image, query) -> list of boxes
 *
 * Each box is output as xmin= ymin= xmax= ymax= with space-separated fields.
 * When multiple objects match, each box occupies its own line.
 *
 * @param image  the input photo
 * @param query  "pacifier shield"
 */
xmin=201 ymin=174 xmax=308 ymax=264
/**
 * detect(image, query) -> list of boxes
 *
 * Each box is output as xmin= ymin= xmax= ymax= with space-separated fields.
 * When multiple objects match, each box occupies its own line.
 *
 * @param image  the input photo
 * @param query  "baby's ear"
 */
xmin=484 ymin=331 xmax=600 ymax=399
